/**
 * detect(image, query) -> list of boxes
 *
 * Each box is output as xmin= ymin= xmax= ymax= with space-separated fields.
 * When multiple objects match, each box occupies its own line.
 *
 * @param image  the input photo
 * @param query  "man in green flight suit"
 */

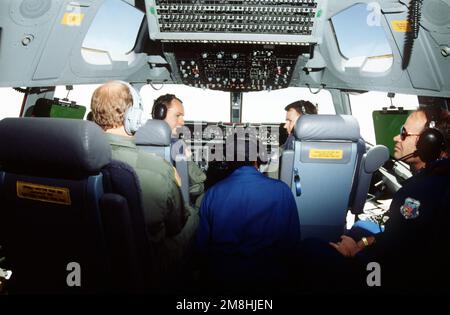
xmin=151 ymin=94 xmax=207 ymax=207
xmin=90 ymin=81 xmax=198 ymax=289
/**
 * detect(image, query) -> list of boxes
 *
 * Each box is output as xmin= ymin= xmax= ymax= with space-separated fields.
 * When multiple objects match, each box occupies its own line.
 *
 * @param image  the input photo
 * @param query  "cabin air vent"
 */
xmin=9 ymin=0 xmax=54 ymax=26
xmin=19 ymin=0 xmax=51 ymax=19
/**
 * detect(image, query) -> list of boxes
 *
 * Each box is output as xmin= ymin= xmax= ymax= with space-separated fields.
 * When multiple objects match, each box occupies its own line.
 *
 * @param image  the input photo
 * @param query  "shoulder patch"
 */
xmin=400 ymin=197 xmax=420 ymax=220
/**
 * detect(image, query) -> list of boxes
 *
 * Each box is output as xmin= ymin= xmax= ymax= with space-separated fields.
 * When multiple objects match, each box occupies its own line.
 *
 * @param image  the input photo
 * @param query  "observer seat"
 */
xmin=0 ymin=117 xmax=150 ymax=293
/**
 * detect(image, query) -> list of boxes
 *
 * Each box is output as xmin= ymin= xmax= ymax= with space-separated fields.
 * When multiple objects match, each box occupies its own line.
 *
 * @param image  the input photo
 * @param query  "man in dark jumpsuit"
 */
xmin=196 ymin=136 xmax=300 ymax=291
xmin=330 ymin=107 xmax=450 ymax=292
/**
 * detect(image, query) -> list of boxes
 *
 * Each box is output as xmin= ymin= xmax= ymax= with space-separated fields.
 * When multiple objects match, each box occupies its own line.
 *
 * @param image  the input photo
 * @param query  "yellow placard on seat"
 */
xmin=391 ymin=20 xmax=411 ymax=32
xmin=309 ymin=149 xmax=344 ymax=160
xmin=61 ymin=13 xmax=85 ymax=26
xmin=17 ymin=181 xmax=71 ymax=205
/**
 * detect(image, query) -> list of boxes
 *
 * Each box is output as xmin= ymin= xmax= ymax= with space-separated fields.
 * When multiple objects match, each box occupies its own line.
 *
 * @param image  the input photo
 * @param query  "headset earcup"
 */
xmin=416 ymin=128 xmax=445 ymax=163
xmin=119 ymin=81 xmax=144 ymax=135
xmin=152 ymin=104 xmax=167 ymax=120
xmin=124 ymin=106 xmax=143 ymax=135
xmin=124 ymin=106 xmax=133 ymax=135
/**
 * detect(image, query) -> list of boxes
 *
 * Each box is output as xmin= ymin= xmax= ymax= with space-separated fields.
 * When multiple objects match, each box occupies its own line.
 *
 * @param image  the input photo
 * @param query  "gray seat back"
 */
xmin=135 ymin=120 xmax=189 ymax=204
xmin=290 ymin=115 xmax=362 ymax=241
xmin=349 ymin=145 xmax=389 ymax=215
xmin=280 ymin=149 xmax=294 ymax=186
xmin=135 ymin=119 xmax=172 ymax=163
xmin=174 ymin=154 xmax=190 ymax=203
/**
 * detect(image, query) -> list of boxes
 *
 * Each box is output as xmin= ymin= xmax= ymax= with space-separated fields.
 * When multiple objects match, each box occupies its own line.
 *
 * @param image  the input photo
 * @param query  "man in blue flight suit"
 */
xmin=331 ymin=106 xmax=450 ymax=291
xmin=196 ymin=135 xmax=300 ymax=291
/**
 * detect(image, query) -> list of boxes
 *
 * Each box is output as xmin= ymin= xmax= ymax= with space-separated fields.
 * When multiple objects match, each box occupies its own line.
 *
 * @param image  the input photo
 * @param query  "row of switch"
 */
xmin=160 ymin=15 xmax=315 ymax=22
xmin=158 ymin=6 xmax=316 ymax=13
xmin=157 ymin=0 xmax=315 ymax=4
xmin=161 ymin=23 xmax=313 ymax=30
xmin=185 ymin=82 xmax=287 ymax=91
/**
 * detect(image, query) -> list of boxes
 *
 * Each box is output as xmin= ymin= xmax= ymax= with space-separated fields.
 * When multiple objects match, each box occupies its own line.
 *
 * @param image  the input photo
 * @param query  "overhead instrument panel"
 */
xmin=166 ymin=43 xmax=307 ymax=91
xmin=144 ymin=0 xmax=327 ymax=45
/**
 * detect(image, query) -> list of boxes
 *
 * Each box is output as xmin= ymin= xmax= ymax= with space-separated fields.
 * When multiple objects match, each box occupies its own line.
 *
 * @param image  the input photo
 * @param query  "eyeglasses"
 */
xmin=400 ymin=125 xmax=420 ymax=141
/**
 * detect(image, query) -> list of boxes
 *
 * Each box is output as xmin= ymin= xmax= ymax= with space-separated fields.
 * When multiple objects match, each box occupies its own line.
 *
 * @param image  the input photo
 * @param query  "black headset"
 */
xmin=416 ymin=120 xmax=446 ymax=163
xmin=152 ymin=94 xmax=181 ymax=120
xmin=300 ymin=104 xmax=307 ymax=115
xmin=151 ymin=101 xmax=167 ymax=120
xmin=298 ymin=100 xmax=317 ymax=115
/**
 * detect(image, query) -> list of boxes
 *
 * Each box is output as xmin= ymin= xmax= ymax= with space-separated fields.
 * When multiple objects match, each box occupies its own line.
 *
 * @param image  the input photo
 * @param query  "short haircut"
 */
xmin=152 ymin=94 xmax=182 ymax=111
xmin=284 ymin=100 xmax=318 ymax=115
xmin=418 ymin=96 xmax=449 ymax=109
xmin=91 ymin=81 xmax=132 ymax=131
xmin=225 ymin=135 xmax=265 ymax=172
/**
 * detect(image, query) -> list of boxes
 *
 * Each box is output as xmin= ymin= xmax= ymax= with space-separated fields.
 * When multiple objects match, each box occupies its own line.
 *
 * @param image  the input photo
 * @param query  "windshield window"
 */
xmin=242 ymin=87 xmax=335 ymax=124
xmin=0 ymin=88 xmax=24 ymax=119
xmin=140 ymin=85 xmax=230 ymax=122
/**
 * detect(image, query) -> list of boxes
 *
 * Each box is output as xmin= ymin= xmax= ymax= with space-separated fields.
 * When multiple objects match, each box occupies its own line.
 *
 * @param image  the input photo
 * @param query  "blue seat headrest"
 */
xmin=0 ymin=118 xmax=111 ymax=174
xmin=134 ymin=119 xmax=172 ymax=146
xmin=294 ymin=115 xmax=360 ymax=142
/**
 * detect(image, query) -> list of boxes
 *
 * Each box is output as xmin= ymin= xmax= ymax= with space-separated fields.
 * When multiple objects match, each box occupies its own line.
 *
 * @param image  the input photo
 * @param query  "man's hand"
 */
xmin=329 ymin=235 xmax=360 ymax=257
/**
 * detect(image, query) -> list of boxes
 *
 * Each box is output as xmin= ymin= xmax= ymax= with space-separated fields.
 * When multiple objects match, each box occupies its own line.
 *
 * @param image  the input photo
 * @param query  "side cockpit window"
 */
xmin=81 ymin=0 xmax=144 ymax=65
xmin=331 ymin=3 xmax=393 ymax=73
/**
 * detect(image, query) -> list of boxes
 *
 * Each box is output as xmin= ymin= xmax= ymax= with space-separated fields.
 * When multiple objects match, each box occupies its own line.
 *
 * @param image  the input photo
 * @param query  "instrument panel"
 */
xmin=179 ymin=121 xmax=283 ymax=167
xmin=145 ymin=0 xmax=326 ymax=45
xmin=169 ymin=43 xmax=305 ymax=91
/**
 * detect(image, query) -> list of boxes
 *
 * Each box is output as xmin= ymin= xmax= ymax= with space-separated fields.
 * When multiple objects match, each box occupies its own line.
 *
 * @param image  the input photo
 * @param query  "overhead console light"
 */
xmin=144 ymin=0 xmax=327 ymax=46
